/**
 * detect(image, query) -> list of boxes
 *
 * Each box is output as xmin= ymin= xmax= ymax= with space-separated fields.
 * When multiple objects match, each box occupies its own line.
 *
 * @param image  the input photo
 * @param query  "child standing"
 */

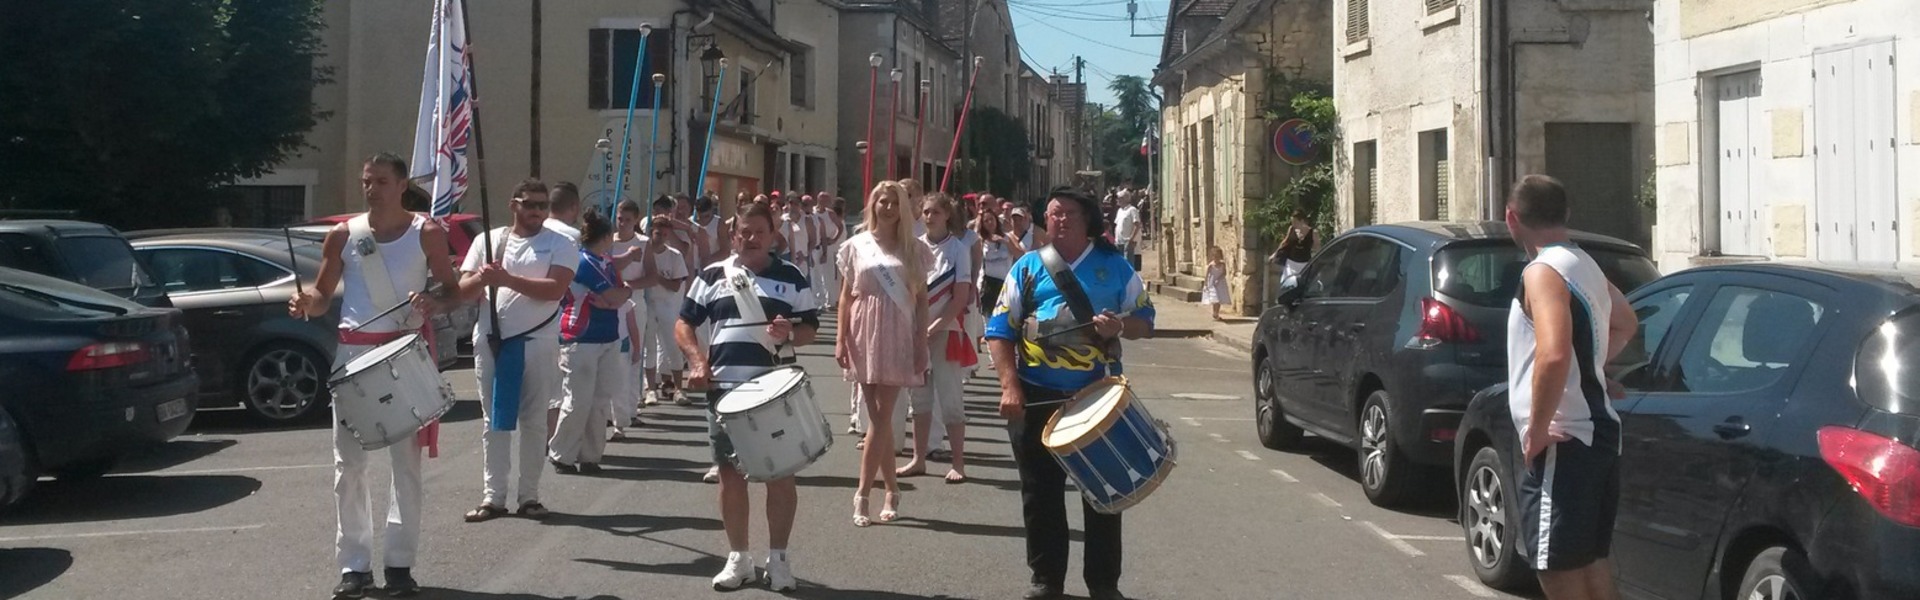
xmin=1201 ymin=245 xmax=1229 ymax=320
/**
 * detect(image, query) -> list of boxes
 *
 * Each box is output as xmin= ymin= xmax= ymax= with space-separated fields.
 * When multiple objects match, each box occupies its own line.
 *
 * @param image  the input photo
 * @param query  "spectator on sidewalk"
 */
xmin=1200 ymin=246 xmax=1229 ymax=321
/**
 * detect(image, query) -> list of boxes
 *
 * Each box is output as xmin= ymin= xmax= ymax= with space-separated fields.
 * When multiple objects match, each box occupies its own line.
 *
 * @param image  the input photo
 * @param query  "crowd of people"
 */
xmin=295 ymin=153 xmax=1155 ymax=600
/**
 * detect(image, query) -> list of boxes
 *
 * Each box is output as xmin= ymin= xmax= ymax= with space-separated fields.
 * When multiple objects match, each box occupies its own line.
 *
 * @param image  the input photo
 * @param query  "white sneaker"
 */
xmin=712 ymin=552 xmax=756 ymax=590
xmin=703 ymin=465 xmax=721 ymax=484
xmin=764 ymin=554 xmax=797 ymax=592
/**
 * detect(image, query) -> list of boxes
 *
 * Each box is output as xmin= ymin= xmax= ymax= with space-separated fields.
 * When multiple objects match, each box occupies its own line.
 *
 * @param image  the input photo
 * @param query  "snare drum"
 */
xmin=1042 ymin=377 xmax=1176 ymax=514
xmin=716 ymin=366 xmax=834 ymax=482
xmin=330 ymin=334 xmax=454 ymax=450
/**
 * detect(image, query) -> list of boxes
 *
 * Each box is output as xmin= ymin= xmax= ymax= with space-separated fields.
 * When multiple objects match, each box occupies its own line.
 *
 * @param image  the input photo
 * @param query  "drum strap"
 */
xmin=1037 ymin=245 xmax=1095 ymax=325
xmin=348 ymin=214 xmax=422 ymax=332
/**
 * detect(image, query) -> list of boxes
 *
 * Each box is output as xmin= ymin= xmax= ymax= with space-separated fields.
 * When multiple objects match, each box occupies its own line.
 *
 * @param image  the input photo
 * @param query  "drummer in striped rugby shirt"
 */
xmin=675 ymin=201 xmax=820 ymax=592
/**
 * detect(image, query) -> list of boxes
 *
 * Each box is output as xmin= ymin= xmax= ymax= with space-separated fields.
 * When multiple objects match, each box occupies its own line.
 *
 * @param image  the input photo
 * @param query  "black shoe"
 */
xmin=552 ymin=461 xmax=579 ymax=474
xmin=332 ymin=571 xmax=374 ymax=599
xmin=579 ymin=462 xmax=602 ymax=474
xmin=383 ymin=567 xmax=420 ymax=597
xmin=1088 ymin=588 xmax=1127 ymax=600
xmin=1022 ymin=583 xmax=1064 ymax=600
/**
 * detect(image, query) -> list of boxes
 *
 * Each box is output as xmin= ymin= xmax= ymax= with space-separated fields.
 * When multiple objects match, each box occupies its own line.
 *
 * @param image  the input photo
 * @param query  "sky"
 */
xmin=1004 ymin=0 xmax=1168 ymax=107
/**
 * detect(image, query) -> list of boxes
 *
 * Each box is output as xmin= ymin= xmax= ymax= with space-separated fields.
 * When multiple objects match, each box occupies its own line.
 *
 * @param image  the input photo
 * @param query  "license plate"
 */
xmin=156 ymin=398 xmax=189 ymax=422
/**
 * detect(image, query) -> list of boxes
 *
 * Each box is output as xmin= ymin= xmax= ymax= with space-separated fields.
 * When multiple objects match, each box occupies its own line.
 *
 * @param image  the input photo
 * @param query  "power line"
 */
xmin=1008 ymin=5 xmax=1161 ymax=58
xmin=1009 ymin=0 xmax=1136 ymax=7
xmin=1010 ymin=4 xmax=1159 ymax=22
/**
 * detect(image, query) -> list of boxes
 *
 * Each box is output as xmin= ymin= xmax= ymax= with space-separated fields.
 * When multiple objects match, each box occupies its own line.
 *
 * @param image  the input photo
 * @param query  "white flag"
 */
xmin=409 ymin=0 xmax=474 ymax=217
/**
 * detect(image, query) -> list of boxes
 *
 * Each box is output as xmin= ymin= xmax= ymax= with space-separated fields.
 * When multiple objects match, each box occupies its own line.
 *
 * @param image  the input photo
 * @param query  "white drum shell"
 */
xmin=718 ymin=367 xmax=833 ymax=482
xmin=329 ymin=334 xmax=454 ymax=450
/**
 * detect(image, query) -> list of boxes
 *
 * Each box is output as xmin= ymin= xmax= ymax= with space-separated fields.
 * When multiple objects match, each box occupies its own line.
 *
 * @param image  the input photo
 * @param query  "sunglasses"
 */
xmin=515 ymin=199 xmax=552 ymax=210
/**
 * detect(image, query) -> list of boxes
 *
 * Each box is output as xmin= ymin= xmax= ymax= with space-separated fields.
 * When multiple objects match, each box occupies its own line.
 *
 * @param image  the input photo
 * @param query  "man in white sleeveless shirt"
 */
xmin=1504 ymin=175 xmax=1637 ymax=600
xmin=290 ymin=154 xmax=462 ymax=599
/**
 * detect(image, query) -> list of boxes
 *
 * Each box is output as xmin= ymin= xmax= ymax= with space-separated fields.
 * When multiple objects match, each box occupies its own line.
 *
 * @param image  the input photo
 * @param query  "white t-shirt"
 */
xmin=921 ymin=232 xmax=973 ymax=331
xmin=544 ymin=218 xmax=581 ymax=243
xmin=980 ymin=237 xmax=1013 ymax=280
xmin=1114 ymin=206 xmax=1141 ymax=242
xmin=783 ymin=213 xmax=811 ymax=258
xmin=640 ymin=245 xmax=691 ymax=305
xmin=462 ymin=226 xmax=579 ymax=338
xmin=611 ymin=235 xmax=648 ymax=342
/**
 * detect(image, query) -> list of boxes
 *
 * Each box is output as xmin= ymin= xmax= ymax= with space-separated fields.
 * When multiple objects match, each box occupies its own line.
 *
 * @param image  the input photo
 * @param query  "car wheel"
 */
xmin=1463 ymin=445 xmax=1532 ymax=590
xmin=49 ymin=456 xmax=117 ymax=481
xmin=1737 ymin=547 xmax=1822 ymax=600
xmin=1357 ymin=390 xmax=1427 ymax=506
xmin=241 ymin=343 xmax=328 ymax=424
xmin=1255 ymin=354 xmax=1304 ymax=450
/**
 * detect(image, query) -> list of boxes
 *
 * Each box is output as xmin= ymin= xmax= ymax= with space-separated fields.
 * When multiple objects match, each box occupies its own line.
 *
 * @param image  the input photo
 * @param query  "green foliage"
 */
xmin=957 ymin=106 xmax=1032 ymax=197
xmin=0 ymin=0 xmax=331 ymax=228
xmin=1247 ymin=73 xmax=1338 ymax=243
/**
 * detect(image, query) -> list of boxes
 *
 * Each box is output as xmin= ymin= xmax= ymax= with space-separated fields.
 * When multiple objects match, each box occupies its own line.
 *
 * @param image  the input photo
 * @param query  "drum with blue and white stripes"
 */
xmin=1042 ymin=377 xmax=1176 ymax=514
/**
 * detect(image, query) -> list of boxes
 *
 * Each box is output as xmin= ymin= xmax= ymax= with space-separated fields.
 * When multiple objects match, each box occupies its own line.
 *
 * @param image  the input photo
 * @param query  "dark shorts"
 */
xmin=1517 ymin=439 xmax=1620 ymax=571
xmin=706 ymin=387 xmax=734 ymax=466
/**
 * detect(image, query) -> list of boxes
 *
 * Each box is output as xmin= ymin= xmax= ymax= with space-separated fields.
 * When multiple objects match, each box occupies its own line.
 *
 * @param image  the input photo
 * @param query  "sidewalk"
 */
xmin=1150 ymin=290 xmax=1258 ymax=354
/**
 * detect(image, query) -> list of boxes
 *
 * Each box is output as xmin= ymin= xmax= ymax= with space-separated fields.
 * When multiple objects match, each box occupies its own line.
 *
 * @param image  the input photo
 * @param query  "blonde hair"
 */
xmin=862 ymin=181 xmax=927 ymax=296
xmin=899 ymin=178 xmax=925 ymax=200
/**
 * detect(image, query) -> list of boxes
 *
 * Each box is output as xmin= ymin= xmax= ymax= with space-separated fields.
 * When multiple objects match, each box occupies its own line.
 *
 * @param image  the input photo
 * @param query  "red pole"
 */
xmin=862 ymin=53 xmax=881 ymax=196
xmin=910 ymin=80 xmax=929 ymax=186
xmin=884 ymin=69 xmax=902 ymax=180
xmin=940 ymin=57 xmax=985 ymax=194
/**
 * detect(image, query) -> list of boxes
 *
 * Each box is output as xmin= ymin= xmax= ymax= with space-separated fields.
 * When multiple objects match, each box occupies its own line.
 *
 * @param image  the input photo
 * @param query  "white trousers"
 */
xmin=550 ymin=341 xmax=624 ymax=464
xmin=910 ymin=340 xmax=968 ymax=425
xmin=641 ymin=290 xmax=685 ymax=372
xmin=612 ymin=343 xmax=640 ymax=427
xmin=813 ymin=248 xmax=836 ymax=306
xmin=332 ymin=343 xmax=425 ymax=573
xmin=474 ymin=333 xmax=558 ymax=506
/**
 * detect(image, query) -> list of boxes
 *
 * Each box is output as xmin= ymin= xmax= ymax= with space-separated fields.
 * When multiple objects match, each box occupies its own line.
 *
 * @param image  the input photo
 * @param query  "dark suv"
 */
xmin=1251 ymin=222 xmax=1659 ymax=506
xmin=0 ymin=220 xmax=169 ymax=308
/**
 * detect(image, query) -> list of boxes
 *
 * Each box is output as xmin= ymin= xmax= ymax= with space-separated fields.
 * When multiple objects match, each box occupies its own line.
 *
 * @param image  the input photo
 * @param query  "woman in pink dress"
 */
xmin=835 ymin=180 xmax=929 ymax=527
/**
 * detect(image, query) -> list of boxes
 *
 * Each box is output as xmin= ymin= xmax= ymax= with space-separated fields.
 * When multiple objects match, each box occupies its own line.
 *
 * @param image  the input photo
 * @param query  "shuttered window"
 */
xmin=1425 ymin=0 xmax=1456 ymax=14
xmin=1345 ymin=0 xmax=1370 ymax=43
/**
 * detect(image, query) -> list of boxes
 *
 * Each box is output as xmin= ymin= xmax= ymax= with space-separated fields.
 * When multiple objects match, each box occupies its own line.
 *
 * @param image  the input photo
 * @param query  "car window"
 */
xmin=1435 ymin=243 xmax=1660 ymax=307
xmin=1301 ymin=242 xmax=1352 ymax=300
xmin=1672 ymin=286 xmax=1824 ymax=394
xmin=145 ymin=249 xmax=266 ymax=293
xmin=1339 ymin=238 xmax=1402 ymax=298
xmin=0 ymin=233 xmax=60 ymax=277
xmin=1854 ymin=312 xmax=1920 ymax=416
xmin=1610 ymin=285 xmax=1692 ymax=390
xmin=236 ymin=254 xmax=290 ymax=284
xmin=55 ymin=235 xmax=152 ymax=291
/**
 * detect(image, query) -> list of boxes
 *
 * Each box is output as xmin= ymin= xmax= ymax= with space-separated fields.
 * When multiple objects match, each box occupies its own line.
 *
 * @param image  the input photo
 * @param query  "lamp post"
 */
xmin=855 ymin=141 xmax=869 ymax=207
xmin=862 ymin=52 xmax=882 ymax=195
xmin=884 ymin=68 xmax=903 ymax=180
xmin=910 ymin=79 xmax=930 ymax=186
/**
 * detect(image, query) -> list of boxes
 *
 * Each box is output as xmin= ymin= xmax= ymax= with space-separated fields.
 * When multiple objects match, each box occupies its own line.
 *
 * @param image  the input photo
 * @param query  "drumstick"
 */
xmin=285 ymin=227 xmax=308 ymax=321
xmin=344 ymin=286 xmax=433 ymax=334
xmin=1033 ymin=309 xmax=1137 ymax=342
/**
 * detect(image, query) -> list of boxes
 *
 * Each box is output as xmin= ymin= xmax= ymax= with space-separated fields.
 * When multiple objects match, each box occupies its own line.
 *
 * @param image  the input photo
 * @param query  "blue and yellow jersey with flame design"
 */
xmin=985 ymin=245 xmax=1155 ymax=393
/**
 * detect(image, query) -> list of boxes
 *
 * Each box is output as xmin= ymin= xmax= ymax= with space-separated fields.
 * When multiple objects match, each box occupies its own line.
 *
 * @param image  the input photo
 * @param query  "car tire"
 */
xmin=1737 ymin=546 xmax=1823 ymax=600
xmin=1255 ymin=353 xmax=1304 ymax=450
xmin=48 ymin=456 xmax=117 ymax=481
xmin=1357 ymin=389 xmax=1429 ymax=506
xmin=240 ymin=342 xmax=329 ymax=424
xmin=1462 ymin=445 xmax=1533 ymax=590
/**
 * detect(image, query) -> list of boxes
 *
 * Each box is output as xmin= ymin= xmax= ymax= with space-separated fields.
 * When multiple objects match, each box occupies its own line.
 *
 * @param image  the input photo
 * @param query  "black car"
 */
xmin=1252 ymin=222 xmax=1659 ymax=505
xmin=127 ymin=230 xmax=460 ymax=424
xmin=1453 ymin=264 xmax=1920 ymax=598
xmin=0 ymin=220 xmax=170 ymax=308
xmin=0 ymin=266 xmax=199 ymax=505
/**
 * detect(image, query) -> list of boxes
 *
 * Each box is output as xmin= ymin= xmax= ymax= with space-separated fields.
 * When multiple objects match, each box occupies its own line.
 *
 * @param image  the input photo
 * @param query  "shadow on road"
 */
xmin=415 ymin=588 xmax=622 ymax=600
xmin=547 ymin=512 xmax=722 ymax=537
xmin=1297 ymin=436 xmax=1459 ymax=519
xmin=578 ymin=556 xmax=976 ymax=600
xmin=0 ymin=548 xmax=71 ymax=598
xmin=893 ymin=515 xmax=1082 ymax=542
xmin=2 ymin=474 xmax=261 ymax=525
xmin=112 ymin=438 xmax=238 ymax=474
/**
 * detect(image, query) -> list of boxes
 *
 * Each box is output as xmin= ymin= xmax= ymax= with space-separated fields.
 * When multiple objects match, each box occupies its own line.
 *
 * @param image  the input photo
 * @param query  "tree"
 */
xmin=1107 ymin=75 xmax=1154 ymax=140
xmin=1085 ymin=103 xmax=1147 ymax=188
xmin=0 ymin=0 xmax=330 ymax=228
xmin=957 ymin=106 xmax=1031 ymax=198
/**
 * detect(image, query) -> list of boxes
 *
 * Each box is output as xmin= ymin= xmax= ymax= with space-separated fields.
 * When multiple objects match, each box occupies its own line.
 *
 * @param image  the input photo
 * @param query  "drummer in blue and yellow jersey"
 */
xmin=985 ymin=186 xmax=1155 ymax=600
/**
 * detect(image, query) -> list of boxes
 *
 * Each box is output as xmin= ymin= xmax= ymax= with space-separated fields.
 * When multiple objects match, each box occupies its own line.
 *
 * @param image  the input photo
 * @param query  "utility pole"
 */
xmin=1074 ymin=55 xmax=1085 ymax=170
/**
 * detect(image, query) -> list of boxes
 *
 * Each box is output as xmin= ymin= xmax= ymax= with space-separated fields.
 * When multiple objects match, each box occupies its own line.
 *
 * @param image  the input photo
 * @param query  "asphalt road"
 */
xmin=0 ymin=314 xmax=1535 ymax=600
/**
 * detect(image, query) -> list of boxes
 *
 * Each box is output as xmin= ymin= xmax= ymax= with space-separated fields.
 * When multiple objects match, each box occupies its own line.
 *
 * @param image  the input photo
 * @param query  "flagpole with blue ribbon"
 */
xmin=645 ymin=73 xmax=665 ymax=221
xmin=609 ymin=24 xmax=653 ymax=221
xmin=693 ymin=58 xmax=729 ymax=202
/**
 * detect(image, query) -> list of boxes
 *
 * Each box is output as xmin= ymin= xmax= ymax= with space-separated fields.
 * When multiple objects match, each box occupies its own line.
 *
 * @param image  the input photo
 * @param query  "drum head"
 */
xmin=341 ymin=333 xmax=422 ymax=374
xmin=715 ymin=366 xmax=808 ymax=414
xmin=1043 ymin=378 xmax=1131 ymax=449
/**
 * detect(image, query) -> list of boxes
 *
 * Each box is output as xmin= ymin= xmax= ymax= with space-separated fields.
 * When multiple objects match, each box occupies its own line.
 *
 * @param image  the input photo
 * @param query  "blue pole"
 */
xmin=693 ymin=60 xmax=729 ymax=202
xmin=609 ymin=26 xmax=652 ymax=220
xmin=646 ymin=75 xmax=664 ymax=222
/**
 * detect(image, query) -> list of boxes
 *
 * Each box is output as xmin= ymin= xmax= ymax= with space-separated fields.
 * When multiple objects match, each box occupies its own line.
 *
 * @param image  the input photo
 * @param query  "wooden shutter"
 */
xmin=1346 ymin=0 xmax=1370 ymax=43
xmin=1425 ymin=0 xmax=1455 ymax=14
xmin=588 ymin=29 xmax=610 ymax=109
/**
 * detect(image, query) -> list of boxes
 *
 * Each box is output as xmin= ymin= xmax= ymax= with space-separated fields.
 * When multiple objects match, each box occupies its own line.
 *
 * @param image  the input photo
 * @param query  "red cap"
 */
xmin=962 ymin=193 xmax=978 ymax=201
xmin=770 ymin=190 xmax=782 ymax=197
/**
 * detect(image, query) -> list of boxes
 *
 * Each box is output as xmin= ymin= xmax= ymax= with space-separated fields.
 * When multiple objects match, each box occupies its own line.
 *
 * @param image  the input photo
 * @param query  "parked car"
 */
xmin=0 ymin=220 xmax=170 ymax=307
xmin=300 ymin=213 xmax=484 ymax=345
xmin=1251 ymin=222 xmax=1660 ymax=506
xmin=127 ymin=230 xmax=458 ymax=424
xmin=0 ymin=266 xmax=199 ymax=498
xmin=1453 ymin=263 xmax=1920 ymax=598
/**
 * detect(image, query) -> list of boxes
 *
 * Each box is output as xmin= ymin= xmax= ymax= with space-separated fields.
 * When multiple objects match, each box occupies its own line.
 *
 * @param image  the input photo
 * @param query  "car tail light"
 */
xmin=67 ymin=341 xmax=150 ymax=371
xmin=1415 ymin=297 xmax=1482 ymax=345
xmin=1818 ymin=425 xmax=1920 ymax=527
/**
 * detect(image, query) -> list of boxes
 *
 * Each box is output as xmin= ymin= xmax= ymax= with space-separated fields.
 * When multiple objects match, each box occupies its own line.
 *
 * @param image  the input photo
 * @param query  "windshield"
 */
xmin=56 ymin=236 xmax=154 ymax=291
xmin=0 ymin=268 xmax=141 ymax=317
xmin=1434 ymin=243 xmax=1661 ymax=307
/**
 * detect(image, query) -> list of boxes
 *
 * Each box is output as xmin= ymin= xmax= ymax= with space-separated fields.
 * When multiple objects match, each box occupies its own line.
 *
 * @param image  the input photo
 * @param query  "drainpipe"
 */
xmin=1481 ymin=0 xmax=1507 ymax=220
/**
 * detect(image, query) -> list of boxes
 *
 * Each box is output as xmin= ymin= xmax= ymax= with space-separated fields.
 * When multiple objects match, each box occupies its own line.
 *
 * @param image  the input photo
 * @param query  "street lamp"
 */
xmin=701 ymin=44 xmax=726 ymax=108
xmin=863 ymin=52 xmax=883 ymax=195
xmin=885 ymin=68 xmax=903 ymax=180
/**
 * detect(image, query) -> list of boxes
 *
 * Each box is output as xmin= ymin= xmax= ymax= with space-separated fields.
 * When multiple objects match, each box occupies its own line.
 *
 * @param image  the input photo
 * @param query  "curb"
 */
xmin=1208 ymin=330 xmax=1256 ymax=355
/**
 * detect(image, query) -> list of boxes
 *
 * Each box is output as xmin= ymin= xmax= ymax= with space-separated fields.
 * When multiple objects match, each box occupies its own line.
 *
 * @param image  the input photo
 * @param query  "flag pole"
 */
xmin=941 ymin=56 xmax=986 ymax=194
xmin=884 ymin=68 xmax=902 ymax=180
xmin=645 ymin=73 xmax=666 ymax=218
xmin=694 ymin=58 xmax=730 ymax=201
xmin=454 ymin=0 xmax=503 ymax=356
xmin=910 ymin=79 xmax=929 ymax=186
xmin=610 ymin=25 xmax=654 ymax=221
xmin=861 ymin=53 xmax=881 ymax=195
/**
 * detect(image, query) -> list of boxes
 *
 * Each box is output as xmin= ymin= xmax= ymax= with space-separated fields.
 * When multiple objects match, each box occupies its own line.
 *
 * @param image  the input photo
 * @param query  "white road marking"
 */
xmin=1170 ymin=393 xmax=1241 ymax=401
xmin=1128 ymin=363 xmax=1243 ymax=374
xmin=1235 ymin=450 xmax=1261 ymax=461
xmin=1181 ymin=417 xmax=1202 ymax=427
xmin=135 ymin=463 xmax=331 ymax=477
xmin=1183 ymin=417 xmax=1255 ymax=422
xmin=1395 ymin=534 xmax=1466 ymax=542
xmin=1309 ymin=492 xmax=1342 ymax=508
xmin=1208 ymin=432 xmax=1228 ymax=442
xmin=1202 ymin=346 xmax=1240 ymax=359
xmin=0 ymin=523 xmax=266 ymax=542
xmin=1445 ymin=574 xmax=1499 ymax=598
xmin=1359 ymin=521 xmax=1427 ymax=557
xmin=1270 ymin=468 xmax=1298 ymax=482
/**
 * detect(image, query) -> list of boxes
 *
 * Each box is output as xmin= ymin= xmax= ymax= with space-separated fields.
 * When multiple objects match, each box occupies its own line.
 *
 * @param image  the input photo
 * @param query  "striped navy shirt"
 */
xmin=679 ymin=255 xmax=821 ymax=388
